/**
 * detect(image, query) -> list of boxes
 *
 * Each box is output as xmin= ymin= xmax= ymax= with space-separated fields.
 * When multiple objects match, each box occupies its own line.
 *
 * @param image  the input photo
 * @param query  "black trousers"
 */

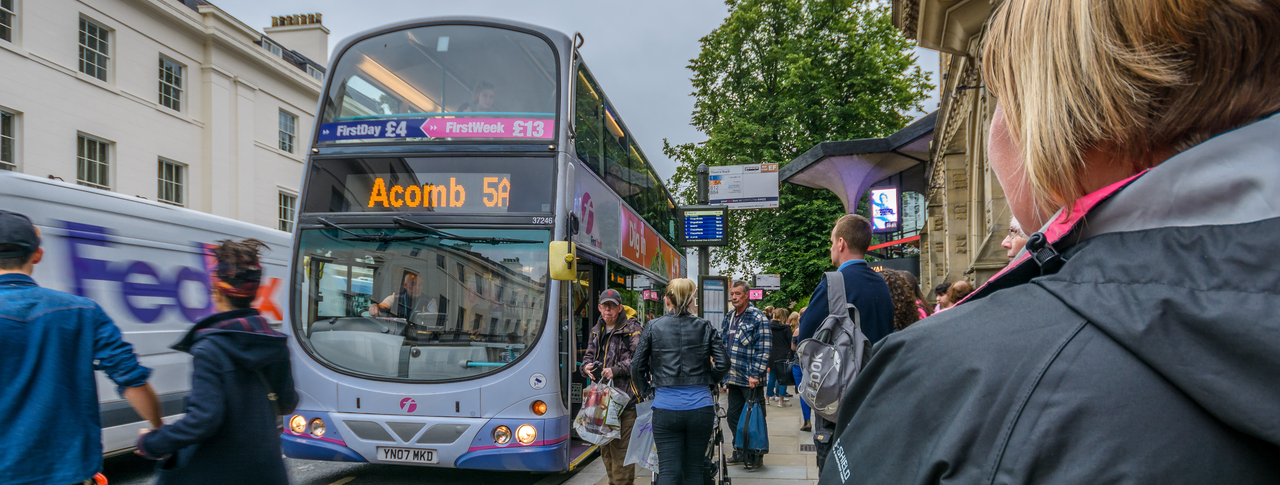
xmin=724 ymin=384 xmax=765 ymax=448
xmin=652 ymin=405 xmax=716 ymax=485
xmin=813 ymin=415 xmax=835 ymax=471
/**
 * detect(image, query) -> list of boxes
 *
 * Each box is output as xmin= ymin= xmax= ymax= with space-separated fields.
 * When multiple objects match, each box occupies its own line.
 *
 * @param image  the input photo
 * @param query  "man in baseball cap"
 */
xmin=0 ymin=210 xmax=163 ymax=485
xmin=581 ymin=288 xmax=642 ymax=485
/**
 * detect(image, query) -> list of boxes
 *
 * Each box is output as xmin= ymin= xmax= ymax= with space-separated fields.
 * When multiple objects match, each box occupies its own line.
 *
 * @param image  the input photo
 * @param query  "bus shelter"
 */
xmin=780 ymin=111 xmax=936 ymax=271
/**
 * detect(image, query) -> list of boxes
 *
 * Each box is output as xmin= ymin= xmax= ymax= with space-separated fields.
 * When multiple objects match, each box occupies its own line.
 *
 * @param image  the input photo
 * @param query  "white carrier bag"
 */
xmin=795 ymin=271 xmax=871 ymax=422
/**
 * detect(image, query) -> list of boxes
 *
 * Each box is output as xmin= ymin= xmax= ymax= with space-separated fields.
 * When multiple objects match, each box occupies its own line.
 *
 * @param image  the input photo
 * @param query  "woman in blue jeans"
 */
xmin=788 ymin=312 xmax=812 ymax=431
xmin=632 ymin=278 xmax=729 ymax=485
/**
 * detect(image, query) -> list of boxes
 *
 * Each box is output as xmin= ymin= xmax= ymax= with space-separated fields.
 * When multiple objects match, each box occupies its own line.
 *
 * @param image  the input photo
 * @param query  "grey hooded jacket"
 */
xmin=819 ymin=112 xmax=1280 ymax=484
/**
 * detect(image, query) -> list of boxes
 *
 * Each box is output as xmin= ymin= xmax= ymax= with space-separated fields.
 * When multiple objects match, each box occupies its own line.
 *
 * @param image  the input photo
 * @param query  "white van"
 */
xmin=0 ymin=172 xmax=292 ymax=456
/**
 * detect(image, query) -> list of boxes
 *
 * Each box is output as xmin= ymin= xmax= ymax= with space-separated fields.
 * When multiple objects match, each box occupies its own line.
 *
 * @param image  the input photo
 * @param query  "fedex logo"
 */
xmin=62 ymin=221 xmax=282 ymax=324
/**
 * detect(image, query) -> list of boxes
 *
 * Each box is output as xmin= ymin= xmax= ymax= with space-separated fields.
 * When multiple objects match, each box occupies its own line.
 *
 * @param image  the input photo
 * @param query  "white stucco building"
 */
xmin=0 ymin=0 xmax=329 ymax=232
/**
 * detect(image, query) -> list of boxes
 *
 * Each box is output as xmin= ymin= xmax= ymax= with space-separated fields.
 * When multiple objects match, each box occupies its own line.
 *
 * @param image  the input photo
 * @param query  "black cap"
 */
xmin=0 ymin=211 xmax=40 ymax=259
xmin=599 ymin=289 xmax=622 ymax=305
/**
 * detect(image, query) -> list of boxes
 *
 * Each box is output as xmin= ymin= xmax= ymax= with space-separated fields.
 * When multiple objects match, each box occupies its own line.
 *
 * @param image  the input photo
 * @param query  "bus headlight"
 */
xmin=516 ymin=424 xmax=536 ymax=445
xmin=289 ymin=415 xmax=306 ymax=434
xmin=531 ymin=400 xmax=547 ymax=416
xmin=493 ymin=425 xmax=512 ymax=445
xmin=310 ymin=418 xmax=326 ymax=438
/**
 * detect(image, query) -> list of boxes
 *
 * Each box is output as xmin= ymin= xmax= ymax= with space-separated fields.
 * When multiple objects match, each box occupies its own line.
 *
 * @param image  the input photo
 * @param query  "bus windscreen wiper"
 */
xmin=393 ymin=217 xmax=540 ymax=245
xmin=319 ymin=218 xmax=428 ymax=243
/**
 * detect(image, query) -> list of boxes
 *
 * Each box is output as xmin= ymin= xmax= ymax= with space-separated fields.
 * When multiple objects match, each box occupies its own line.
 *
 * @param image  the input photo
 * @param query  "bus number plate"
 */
xmin=378 ymin=446 xmax=438 ymax=464
xmin=531 ymin=216 xmax=554 ymax=225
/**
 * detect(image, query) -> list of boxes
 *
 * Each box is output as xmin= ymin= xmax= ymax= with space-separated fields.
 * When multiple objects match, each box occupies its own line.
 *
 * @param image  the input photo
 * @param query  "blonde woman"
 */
xmin=631 ymin=278 xmax=728 ymax=485
xmin=821 ymin=1 xmax=1280 ymax=483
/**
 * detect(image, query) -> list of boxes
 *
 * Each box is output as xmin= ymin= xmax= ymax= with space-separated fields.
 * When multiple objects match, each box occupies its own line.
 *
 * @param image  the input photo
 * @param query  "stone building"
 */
xmin=0 ymin=0 xmax=327 ymax=232
xmin=893 ymin=0 xmax=1008 ymax=291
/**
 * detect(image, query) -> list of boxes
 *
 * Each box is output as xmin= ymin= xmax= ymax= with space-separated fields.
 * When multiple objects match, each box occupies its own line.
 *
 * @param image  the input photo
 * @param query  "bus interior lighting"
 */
xmin=289 ymin=415 xmax=306 ymax=434
xmin=310 ymin=418 xmax=327 ymax=438
xmin=531 ymin=400 xmax=547 ymax=416
xmin=493 ymin=425 xmax=512 ymax=445
xmin=355 ymin=55 xmax=439 ymax=113
xmin=516 ymin=424 xmax=536 ymax=444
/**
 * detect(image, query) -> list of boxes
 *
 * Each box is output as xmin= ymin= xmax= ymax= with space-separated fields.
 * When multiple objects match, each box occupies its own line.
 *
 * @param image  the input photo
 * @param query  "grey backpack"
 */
xmin=795 ymin=271 xmax=871 ymax=422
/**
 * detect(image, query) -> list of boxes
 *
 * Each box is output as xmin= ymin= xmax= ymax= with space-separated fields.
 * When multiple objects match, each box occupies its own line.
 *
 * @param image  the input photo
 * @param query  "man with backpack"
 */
xmin=796 ymin=214 xmax=894 ymax=471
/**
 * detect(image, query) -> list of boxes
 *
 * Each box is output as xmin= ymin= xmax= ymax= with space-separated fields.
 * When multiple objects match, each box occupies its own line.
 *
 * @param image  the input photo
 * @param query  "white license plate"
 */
xmin=377 ymin=446 xmax=438 ymax=464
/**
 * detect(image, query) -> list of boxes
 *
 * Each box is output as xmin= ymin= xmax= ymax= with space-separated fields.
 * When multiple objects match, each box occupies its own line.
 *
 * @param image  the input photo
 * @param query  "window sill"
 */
xmin=75 ymin=71 xmax=119 ymax=95
xmin=255 ymin=140 xmax=306 ymax=163
xmin=0 ymin=40 xmax=29 ymax=58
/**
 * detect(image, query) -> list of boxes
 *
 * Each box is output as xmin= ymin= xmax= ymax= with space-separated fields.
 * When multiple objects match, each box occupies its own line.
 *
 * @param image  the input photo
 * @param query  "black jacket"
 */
xmin=768 ymin=320 xmax=792 ymax=364
xmin=632 ymin=312 xmax=729 ymax=397
xmin=137 ymin=309 xmax=298 ymax=485
xmin=820 ymin=113 xmax=1280 ymax=484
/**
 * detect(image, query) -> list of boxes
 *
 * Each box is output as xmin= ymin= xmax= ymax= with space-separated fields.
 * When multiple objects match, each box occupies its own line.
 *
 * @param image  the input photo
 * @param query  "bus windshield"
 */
xmin=293 ymin=227 xmax=550 ymax=381
xmin=318 ymin=24 xmax=558 ymax=144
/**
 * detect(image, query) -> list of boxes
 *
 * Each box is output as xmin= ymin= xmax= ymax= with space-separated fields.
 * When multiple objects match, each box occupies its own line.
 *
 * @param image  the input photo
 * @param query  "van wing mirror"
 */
xmin=549 ymin=241 xmax=576 ymax=281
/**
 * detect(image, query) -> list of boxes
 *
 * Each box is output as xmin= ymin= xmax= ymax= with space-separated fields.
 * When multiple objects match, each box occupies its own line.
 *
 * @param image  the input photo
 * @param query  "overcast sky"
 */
xmin=213 ymin=0 xmax=938 ymax=183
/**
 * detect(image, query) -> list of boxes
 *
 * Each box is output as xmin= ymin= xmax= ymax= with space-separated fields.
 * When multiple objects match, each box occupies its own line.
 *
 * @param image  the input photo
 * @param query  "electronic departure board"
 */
xmin=679 ymin=205 xmax=729 ymax=246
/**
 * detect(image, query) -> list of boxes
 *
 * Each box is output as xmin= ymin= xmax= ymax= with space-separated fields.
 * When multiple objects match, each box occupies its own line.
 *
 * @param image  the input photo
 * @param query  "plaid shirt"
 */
xmin=721 ymin=305 xmax=771 ymax=387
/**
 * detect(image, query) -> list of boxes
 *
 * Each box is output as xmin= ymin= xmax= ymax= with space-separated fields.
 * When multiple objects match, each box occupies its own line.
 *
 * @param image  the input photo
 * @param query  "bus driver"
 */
xmin=368 ymin=272 xmax=438 ymax=319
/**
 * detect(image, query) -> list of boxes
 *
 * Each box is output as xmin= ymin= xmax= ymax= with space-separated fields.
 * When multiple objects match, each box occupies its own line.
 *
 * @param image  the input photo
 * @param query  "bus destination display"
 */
xmin=358 ymin=173 xmax=511 ymax=212
xmin=680 ymin=205 xmax=729 ymax=246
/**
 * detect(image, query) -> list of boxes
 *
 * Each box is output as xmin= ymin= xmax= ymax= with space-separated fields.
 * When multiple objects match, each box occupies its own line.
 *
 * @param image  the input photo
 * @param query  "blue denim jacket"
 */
xmin=0 ymin=273 xmax=151 ymax=485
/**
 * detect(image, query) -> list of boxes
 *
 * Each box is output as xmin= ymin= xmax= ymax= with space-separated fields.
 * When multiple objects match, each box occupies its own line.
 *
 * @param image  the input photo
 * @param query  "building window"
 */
xmin=262 ymin=38 xmax=283 ymax=57
xmin=456 ymin=306 xmax=465 ymax=331
xmin=278 ymin=111 xmax=296 ymax=153
xmin=159 ymin=58 xmax=183 ymax=112
xmin=76 ymin=135 xmax=110 ymax=190
xmin=157 ymin=160 xmax=184 ymax=206
xmin=1 ymin=0 xmax=15 ymax=43
xmin=79 ymin=18 xmax=110 ymax=82
xmin=0 ymin=110 xmax=14 ymax=171
xmin=307 ymin=65 xmax=324 ymax=81
xmin=279 ymin=192 xmax=296 ymax=232
xmin=436 ymin=254 xmax=445 ymax=269
xmin=457 ymin=263 xmax=465 ymax=284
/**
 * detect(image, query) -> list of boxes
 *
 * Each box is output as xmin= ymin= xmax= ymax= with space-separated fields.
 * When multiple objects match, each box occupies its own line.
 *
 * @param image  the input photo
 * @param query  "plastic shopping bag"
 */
xmin=603 ymin=381 xmax=631 ymax=428
xmin=734 ymin=391 xmax=770 ymax=453
xmin=574 ymin=380 xmax=628 ymax=445
xmin=624 ymin=401 xmax=660 ymax=473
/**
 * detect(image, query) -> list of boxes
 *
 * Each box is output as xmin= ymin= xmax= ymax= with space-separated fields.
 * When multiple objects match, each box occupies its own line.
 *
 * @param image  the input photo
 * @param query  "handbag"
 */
xmin=734 ymin=387 xmax=769 ymax=453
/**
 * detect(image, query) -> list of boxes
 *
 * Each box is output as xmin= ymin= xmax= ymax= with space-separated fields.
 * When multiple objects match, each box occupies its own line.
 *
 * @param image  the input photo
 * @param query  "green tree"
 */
xmin=665 ymin=0 xmax=930 ymax=306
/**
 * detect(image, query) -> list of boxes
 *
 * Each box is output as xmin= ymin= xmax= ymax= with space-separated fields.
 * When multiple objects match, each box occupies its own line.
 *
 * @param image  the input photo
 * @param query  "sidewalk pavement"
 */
xmin=587 ymin=392 xmax=818 ymax=485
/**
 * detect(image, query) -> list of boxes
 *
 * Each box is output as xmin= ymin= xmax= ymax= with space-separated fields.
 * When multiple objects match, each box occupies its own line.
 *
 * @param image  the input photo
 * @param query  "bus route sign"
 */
xmin=678 ymin=205 xmax=729 ymax=247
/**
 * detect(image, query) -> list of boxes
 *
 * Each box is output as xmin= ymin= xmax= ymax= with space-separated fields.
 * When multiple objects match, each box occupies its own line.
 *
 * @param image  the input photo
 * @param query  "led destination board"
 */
xmin=359 ymin=173 xmax=511 ymax=212
xmin=679 ymin=205 xmax=729 ymax=246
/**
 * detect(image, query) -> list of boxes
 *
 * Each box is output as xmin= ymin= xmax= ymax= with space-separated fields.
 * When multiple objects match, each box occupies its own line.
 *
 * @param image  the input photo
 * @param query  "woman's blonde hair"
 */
xmin=665 ymin=278 xmax=697 ymax=315
xmin=983 ymin=0 xmax=1280 ymax=215
xmin=787 ymin=312 xmax=800 ymax=330
xmin=772 ymin=308 xmax=789 ymax=322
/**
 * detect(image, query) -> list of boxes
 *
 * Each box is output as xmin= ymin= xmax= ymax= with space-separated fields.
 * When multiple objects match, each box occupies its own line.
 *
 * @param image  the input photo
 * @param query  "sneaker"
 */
xmin=727 ymin=451 xmax=744 ymax=465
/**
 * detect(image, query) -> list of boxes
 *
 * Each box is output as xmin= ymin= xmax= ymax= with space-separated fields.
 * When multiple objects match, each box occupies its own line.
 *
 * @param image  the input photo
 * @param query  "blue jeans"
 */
xmin=791 ymin=366 xmax=811 ymax=421
xmin=765 ymin=368 xmax=787 ymax=397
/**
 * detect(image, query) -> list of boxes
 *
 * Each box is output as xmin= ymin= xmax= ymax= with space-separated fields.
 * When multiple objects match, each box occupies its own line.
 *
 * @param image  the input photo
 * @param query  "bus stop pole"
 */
xmin=697 ymin=163 xmax=709 ymax=278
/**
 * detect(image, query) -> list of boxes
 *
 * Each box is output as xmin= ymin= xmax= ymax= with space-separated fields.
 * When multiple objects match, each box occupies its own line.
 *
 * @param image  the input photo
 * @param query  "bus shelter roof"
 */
xmin=781 ymin=111 xmax=936 ymax=213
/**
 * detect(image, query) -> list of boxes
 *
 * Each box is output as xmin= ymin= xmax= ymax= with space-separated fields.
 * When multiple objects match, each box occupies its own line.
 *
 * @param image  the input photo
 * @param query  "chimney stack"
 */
xmin=263 ymin=12 xmax=330 ymax=67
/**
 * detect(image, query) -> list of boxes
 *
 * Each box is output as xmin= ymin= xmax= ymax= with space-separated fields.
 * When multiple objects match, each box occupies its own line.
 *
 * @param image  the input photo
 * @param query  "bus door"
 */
xmin=565 ymin=258 xmax=604 ymax=465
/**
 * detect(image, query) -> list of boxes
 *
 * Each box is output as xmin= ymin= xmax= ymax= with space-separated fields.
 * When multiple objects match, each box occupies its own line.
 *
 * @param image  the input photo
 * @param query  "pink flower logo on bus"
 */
xmin=581 ymin=192 xmax=595 ymax=234
xmin=400 ymin=398 xmax=417 ymax=413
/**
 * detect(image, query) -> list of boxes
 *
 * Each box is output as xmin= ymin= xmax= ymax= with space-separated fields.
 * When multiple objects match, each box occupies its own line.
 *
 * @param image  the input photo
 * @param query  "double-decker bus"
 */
xmin=282 ymin=17 xmax=684 ymax=472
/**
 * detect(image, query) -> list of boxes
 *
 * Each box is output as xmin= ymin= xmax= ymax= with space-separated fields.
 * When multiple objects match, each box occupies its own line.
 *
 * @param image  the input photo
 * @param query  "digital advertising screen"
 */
xmin=749 ymin=289 xmax=763 ymax=300
xmin=870 ymin=187 xmax=900 ymax=233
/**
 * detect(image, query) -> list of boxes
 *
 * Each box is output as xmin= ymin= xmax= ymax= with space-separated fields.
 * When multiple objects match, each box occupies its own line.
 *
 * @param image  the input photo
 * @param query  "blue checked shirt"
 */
xmin=721 ymin=305 xmax=771 ymax=387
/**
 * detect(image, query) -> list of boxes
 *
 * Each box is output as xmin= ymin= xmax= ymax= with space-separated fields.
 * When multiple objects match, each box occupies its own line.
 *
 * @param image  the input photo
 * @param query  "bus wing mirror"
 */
xmin=549 ymin=241 xmax=576 ymax=281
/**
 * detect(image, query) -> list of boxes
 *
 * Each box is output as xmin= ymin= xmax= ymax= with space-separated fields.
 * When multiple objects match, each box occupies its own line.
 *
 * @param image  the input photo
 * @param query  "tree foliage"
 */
xmin=665 ymin=0 xmax=931 ymax=306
